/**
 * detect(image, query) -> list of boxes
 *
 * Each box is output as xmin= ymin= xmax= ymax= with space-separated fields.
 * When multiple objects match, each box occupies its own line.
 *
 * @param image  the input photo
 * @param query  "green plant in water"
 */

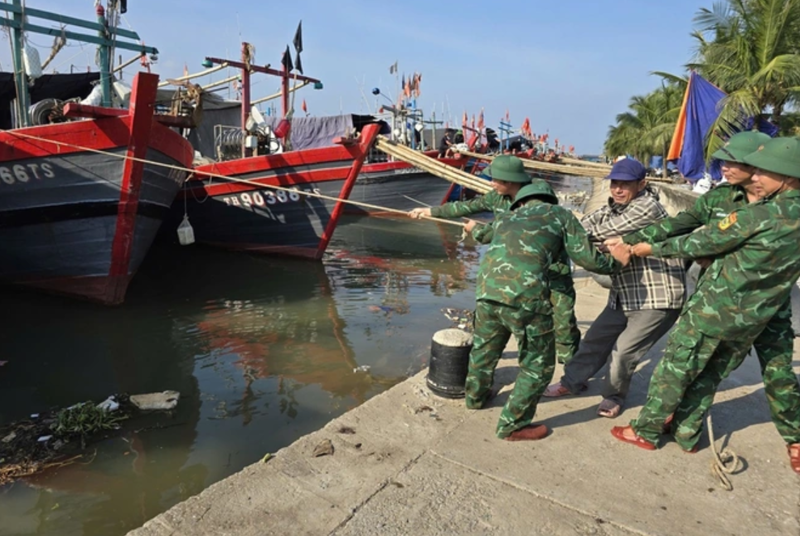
xmin=52 ymin=402 xmax=128 ymax=445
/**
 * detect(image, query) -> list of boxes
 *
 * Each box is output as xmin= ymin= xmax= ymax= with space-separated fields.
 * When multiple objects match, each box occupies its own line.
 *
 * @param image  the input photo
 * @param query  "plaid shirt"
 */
xmin=581 ymin=186 xmax=686 ymax=311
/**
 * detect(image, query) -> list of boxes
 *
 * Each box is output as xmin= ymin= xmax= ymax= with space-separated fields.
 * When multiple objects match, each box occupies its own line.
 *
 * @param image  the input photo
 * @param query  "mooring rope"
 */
xmin=706 ymin=413 xmax=741 ymax=491
xmin=6 ymin=130 xmax=466 ymax=228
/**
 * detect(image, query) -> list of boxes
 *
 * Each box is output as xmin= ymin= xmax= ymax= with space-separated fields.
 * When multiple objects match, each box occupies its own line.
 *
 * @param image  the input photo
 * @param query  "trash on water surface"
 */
xmin=96 ymin=396 xmax=120 ymax=412
xmin=129 ymin=391 xmax=180 ymax=411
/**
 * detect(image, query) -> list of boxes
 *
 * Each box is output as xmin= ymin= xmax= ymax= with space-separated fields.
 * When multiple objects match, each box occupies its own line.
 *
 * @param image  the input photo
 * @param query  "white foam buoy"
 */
xmin=177 ymin=215 xmax=195 ymax=246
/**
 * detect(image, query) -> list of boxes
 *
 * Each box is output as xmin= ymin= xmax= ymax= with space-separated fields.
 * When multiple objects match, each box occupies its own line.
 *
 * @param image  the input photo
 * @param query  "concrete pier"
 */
xmin=128 ymin=178 xmax=800 ymax=536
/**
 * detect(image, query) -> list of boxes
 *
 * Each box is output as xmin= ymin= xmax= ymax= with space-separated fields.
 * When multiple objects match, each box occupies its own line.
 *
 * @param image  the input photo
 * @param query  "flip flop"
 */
xmin=610 ymin=425 xmax=656 ymax=451
xmin=543 ymin=382 xmax=586 ymax=398
xmin=504 ymin=424 xmax=549 ymax=441
xmin=597 ymin=399 xmax=621 ymax=418
xmin=788 ymin=443 xmax=800 ymax=474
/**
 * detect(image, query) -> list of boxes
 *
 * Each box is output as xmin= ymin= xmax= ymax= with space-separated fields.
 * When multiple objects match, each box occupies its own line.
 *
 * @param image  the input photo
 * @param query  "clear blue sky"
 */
xmin=3 ymin=0 xmax=711 ymax=153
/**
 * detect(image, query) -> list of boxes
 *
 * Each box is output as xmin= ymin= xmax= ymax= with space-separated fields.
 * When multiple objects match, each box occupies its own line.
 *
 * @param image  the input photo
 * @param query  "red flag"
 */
xmin=569 ymin=145 xmax=575 ymax=153
xmin=462 ymin=111 xmax=468 ymax=127
xmin=471 ymin=114 xmax=475 ymax=129
xmin=183 ymin=63 xmax=189 ymax=77
xmin=555 ymin=138 xmax=559 ymax=147
xmin=301 ymin=99 xmax=307 ymax=113
xmin=505 ymin=109 xmax=510 ymax=122
xmin=520 ymin=117 xmax=530 ymax=137
xmin=477 ymin=109 xmax=484 ymax=130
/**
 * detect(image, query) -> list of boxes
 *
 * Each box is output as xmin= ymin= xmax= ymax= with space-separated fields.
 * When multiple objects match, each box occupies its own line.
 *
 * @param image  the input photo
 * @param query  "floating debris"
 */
xmin=353 ymin=365 xmax=371 ymax=373
xmin=441 ymin=308 xmax=474 ymax=332
xmin=312 ymin=439 xmax=334 ymax=457
xmin=0 ymin=390 xmax=181 ymax=485
xmin=337 ymin=426 xmax=356 ymax=435
xmin=129 ymin=391 xmax=180 ymax=411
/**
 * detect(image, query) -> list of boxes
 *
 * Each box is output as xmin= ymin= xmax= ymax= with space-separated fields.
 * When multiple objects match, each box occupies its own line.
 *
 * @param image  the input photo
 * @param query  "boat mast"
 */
xmin=204 ymin=42 xmax=322 ymax=158
xmin=96 ymin=3 xmax=112 ymax=107
xmin=9 ymin=0 xmax=30 ymax=126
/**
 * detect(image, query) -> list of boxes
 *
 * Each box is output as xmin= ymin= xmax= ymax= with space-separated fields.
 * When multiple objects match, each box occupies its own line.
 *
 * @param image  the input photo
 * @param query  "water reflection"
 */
xmin=0 ymin=217 xmax=480 ymax=536
xmin=0 ymin=176 xmax=589 ymax=535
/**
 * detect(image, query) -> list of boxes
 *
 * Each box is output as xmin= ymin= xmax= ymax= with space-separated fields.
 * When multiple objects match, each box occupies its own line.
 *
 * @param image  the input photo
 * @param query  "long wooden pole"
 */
xmin=375 ymin=136 xmax=492 ymax=193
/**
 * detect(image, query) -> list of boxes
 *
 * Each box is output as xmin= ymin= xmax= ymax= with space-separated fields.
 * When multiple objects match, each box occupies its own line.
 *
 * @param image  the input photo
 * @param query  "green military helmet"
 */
xmin=743 ymin=137 xmax=800 ymax=179
xmin=711 ymin=131 xmax=771 ymax=162
xmin=511 ymin=179 xmax=559 ymax=209
xmin=489 ymin=155 xmax=531 ymax=183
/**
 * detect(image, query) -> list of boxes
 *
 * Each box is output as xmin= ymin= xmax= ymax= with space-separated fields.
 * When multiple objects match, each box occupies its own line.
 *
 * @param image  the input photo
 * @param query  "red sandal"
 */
xmin=611 ymin=425 xmax=656 ymax=451
xmin=788 ymin=444 xmax=800 ymax=474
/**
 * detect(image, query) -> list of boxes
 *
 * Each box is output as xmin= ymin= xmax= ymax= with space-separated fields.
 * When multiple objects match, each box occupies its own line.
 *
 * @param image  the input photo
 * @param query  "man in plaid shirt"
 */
xmin=543 ymin=159 xmax=686 ymax=418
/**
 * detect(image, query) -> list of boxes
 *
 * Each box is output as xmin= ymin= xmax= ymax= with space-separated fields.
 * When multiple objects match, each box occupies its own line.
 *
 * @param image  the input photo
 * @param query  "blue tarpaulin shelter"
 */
xmin=668 ymin=71 xmax=777 ymax=181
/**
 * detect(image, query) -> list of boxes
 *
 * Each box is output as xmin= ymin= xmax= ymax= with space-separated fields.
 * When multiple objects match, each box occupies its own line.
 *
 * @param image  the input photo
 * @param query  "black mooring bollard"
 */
xmin=426 ymin=328 xmax=473 ymax=398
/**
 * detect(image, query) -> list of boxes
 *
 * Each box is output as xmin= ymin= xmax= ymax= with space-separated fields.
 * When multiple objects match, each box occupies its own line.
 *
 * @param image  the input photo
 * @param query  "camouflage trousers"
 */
xmin=465 ymin=300 xmax=556 ymax=439
xmin=632 ymin=303 xmax=800 ymax=449
xmin=746 ymin=301 xmax=800 ymax=445
xmin=551 ymin=274 xmax=580 ymax=365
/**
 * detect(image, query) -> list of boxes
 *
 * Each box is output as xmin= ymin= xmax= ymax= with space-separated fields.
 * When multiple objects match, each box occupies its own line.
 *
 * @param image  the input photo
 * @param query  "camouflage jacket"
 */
xmin=430 ymin=189 xmax=507 ymax=218
xmin=476 ymin=199 xmax=619 ymax=311
xmin=622 ymin=184 xmax=747 ymax=244
xmin=651 ymin=189 xmax=800 ymax=341
xmin=433 ymin=190 xmax=573 ymax=279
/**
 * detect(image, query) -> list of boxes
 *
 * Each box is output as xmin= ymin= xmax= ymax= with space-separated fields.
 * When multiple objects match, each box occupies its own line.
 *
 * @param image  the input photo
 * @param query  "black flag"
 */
xmin=293 ymin=21 xmax=303 ymax=53
xmin=295 ymin=52 xmax=303 ymax=74
xmin=281 ymin=45 xmax=293 ymax=72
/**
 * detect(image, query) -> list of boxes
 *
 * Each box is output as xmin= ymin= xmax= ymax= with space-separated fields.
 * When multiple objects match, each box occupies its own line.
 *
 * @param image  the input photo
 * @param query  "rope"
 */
xmin=6 ymin=130 xmax=466 ymax=228
xmin=706 ymin=413 xmax=740 ymax=491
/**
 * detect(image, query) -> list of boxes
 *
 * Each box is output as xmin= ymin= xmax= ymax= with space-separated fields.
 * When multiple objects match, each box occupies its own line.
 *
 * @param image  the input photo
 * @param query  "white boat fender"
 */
xmin=177 ymin=215 xmax=195 ymax=246
xmin=23 ymin=44 xmax=43 ymax=79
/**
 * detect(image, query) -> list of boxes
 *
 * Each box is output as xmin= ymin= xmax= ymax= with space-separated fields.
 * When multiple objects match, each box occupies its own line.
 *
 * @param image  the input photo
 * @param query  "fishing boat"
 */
xmin=177 ymin=120 xmax=383 ymax=259
xmin=0 ymin=2 xmax=194 ymax=305
xmin=168 ymin=37 xmax=466 ymax=258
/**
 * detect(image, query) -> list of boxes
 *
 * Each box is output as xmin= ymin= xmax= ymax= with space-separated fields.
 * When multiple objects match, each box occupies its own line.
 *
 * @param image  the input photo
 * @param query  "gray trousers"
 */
xmin=560 ymin=306 xmax=680 ymax=404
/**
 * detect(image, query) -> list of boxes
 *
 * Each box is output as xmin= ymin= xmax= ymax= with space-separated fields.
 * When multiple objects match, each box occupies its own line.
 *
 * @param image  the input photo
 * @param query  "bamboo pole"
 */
xmin=112 ymin=52 xmax=145 ymax=73
xmin=455 ymin=150 xmax=607 ymax=178
xmin=252 ymin=80 xmax=310 ymax=105
xmin=375 ymin=136 xmax=492 ymax=193
xmin=158 ymin=63 xmax=229 ymax=87
xmin=200 ymin=74 xmax=240 ymax=91
xmin=560 ymin=156 xmax=611 ymax=170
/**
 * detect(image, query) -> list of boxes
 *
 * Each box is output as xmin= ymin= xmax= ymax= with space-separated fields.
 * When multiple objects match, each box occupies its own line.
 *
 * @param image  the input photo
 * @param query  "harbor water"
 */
xmin=0 ymin=176 xmax=589 ymax=536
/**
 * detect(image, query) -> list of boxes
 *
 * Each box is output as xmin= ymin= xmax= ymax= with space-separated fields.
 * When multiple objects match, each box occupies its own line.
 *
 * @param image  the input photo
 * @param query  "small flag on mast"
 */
xmin=281 ymin=45 xmax=293 ymax=72
xmin=302 ymin=99 xmax=308 ymax=113
xmin=293 ymin=21 xmax=303 ymax=53
xmin=389 ymin=61 xmax=398 ymax=74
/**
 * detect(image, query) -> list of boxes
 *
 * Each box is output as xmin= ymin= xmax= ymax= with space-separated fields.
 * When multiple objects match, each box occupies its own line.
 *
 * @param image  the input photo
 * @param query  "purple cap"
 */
xmin=605 ymin=159 xmax=646 ymax=181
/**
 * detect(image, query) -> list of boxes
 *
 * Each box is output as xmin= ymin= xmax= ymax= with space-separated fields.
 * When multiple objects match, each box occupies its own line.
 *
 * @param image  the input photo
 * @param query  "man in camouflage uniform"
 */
xmin=463 ymin=160 xmax=629 ymax=441
xmin=610 ymin=132 xmax=800 ymax=459
xmin=615 ymin=137 xmax=800 ymax=473
xmin=409 ymin=157 xmax=581 ymax=364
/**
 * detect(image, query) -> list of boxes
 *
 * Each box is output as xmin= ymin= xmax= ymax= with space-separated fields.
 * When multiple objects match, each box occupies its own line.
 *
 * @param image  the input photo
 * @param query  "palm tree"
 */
xmin=690 ymin=0 xmax=800 ymax=140
xmin=604 ymin=83 xmax=684 ymax=172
